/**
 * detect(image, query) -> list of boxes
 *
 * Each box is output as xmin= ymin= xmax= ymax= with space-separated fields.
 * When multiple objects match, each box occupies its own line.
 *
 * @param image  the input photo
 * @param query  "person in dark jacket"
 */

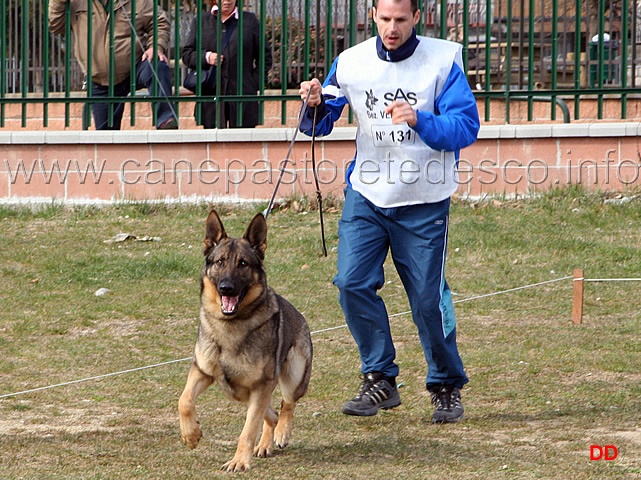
xmin=181 ymin=0 xmax=273 ymax=128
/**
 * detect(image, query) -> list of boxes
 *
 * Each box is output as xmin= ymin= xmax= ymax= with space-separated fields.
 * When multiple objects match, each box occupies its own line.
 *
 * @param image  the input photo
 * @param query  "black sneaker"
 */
xmin=429 ymin=384 xmax=464 ymax=423
xmin=342 ymin=372 xmax=401 ymax=416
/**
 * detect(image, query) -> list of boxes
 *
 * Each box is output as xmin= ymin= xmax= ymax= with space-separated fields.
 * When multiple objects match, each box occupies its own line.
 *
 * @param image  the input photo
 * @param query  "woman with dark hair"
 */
xmin=182 ymin=0 xmax=273 ymax=128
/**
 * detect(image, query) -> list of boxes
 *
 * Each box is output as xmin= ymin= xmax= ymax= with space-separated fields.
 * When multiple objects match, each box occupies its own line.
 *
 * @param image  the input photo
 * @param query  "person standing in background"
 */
xmin=181 ymin=0 xmax=272 ymax=128
xmin=48 ymin=0 xmax=178 ymax=130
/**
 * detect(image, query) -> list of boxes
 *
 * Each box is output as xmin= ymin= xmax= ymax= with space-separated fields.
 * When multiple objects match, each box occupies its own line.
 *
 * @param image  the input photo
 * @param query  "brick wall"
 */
xmin=1 ymin=123 xmax=639 ymax=204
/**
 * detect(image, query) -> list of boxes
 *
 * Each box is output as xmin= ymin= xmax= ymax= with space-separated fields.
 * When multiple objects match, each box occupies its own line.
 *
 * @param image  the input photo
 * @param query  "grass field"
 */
xmin=0 ymin=188 xmax=640 ymax=479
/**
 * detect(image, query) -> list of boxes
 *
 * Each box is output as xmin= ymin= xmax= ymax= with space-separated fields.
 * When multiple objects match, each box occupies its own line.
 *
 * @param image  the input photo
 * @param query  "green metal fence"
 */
xmin=1 ymin=0 xmax=640 ymax=127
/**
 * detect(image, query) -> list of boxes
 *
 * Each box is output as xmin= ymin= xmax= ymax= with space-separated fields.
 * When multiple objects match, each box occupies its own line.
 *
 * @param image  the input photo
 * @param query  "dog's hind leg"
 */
xmin=274 ymin=345 xmax=312 ymax=448
xmin=178 ymin=363 xmax=213 ymax=449
xmin=254 ymin=405 xmax=278 ymax=458
xmin=223 ymin=385 xmax=274 ymax=472
xmin=274 ymin=399 xmax=296 ymax=448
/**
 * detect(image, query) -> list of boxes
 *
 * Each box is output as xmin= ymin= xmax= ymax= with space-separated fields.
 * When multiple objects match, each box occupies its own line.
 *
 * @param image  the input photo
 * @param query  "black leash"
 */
xmin=264 ymin=90 xmax=327 ymax=257
xmin=263 ymin=89 xmax=311 ymax=220
xmin=310 ymin=106 xmax=328 ymax=257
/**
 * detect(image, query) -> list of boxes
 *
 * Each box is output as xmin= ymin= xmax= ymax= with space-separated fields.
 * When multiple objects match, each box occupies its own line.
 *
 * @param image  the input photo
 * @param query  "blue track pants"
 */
xmin=334 ymin=187 xmax=468 ymax=388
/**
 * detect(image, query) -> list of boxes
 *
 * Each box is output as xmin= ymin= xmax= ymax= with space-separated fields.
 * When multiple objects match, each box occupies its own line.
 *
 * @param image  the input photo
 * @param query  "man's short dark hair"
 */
xmin=374 ymin=0 xmax=420 ymax=14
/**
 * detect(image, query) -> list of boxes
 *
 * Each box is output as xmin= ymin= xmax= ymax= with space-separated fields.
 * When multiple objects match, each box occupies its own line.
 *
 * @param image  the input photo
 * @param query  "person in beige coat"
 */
xmin=49 ymin=0 xmax=178 ymax=130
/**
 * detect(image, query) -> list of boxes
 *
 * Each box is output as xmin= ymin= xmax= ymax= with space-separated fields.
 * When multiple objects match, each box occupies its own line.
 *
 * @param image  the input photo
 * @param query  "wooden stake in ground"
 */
xmin=572 ymin=268 xmax=584 ymax=325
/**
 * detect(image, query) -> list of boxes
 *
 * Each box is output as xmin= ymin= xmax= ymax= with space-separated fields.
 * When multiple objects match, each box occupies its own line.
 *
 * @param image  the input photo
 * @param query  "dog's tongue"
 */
xmin=221 ymin=295 xmax=240 ymax=313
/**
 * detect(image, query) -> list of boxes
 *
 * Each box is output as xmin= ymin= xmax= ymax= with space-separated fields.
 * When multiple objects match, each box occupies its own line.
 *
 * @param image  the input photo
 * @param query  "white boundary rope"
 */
xmin=0 ymin=358 xmax=191 ymax=400
xmin=0 ymin=274 xmax=636 ymax=401
xmin=388 ymin=275 xmax=574 ymax=319
xmin=0 ymin=325 xmax=346 ymax=400
xmin=584 ymin=278 xmax=641 ymax=282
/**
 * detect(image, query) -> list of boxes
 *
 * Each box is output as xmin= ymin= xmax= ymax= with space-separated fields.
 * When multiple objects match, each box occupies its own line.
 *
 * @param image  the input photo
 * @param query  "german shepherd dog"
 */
xmin=178 ymin=210 xmax=313 ymax=472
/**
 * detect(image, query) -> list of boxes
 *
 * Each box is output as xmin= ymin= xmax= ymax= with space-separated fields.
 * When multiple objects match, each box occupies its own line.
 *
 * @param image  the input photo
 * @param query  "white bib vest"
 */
xmin=335 ymin=36 xmax=464 ymax=207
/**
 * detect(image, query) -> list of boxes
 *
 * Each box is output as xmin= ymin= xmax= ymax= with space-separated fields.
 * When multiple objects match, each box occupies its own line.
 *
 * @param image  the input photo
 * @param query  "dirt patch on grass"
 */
xmin=0 ymin=405 xmax=120 ymax=436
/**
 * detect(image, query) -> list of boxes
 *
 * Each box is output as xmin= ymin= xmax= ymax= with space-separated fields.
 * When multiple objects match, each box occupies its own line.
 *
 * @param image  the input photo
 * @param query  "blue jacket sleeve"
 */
xmin=299 ymin=57 xmax=349 ymax=136
xmin=412 ymin=62 xmax=480 ymax=152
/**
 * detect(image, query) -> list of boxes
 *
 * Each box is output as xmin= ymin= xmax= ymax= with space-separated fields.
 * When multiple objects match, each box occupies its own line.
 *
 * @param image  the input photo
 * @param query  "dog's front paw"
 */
xmin=254 ymin=441 xmax=273 ymax=458
xmin=180 ymin=421 xmax=202 ymax=449
xmin=222 ymin=455 xmax=252 ymax=473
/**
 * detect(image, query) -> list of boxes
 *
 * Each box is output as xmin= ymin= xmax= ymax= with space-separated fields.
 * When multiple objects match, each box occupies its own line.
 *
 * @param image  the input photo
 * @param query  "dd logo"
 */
xmin=590 ymin=445 xmax=618 ymax=461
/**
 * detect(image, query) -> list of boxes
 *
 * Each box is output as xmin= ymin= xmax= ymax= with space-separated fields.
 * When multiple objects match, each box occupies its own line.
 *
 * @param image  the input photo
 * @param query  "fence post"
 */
xmin=572 ymin=268 xmax=584 ymax=325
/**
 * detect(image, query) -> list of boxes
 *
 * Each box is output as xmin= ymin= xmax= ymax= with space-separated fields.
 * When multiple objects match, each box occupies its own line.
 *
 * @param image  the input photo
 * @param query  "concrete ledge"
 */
xmin=2 ymin=123 xmax=638 ymax=144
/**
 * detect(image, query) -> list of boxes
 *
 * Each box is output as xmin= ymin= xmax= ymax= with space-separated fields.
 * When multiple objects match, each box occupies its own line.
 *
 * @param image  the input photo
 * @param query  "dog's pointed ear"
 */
xmin=204 ymin=210 xmax=227 ymax=256
xmin=244 ymin=213 xmax=267 ymax=259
